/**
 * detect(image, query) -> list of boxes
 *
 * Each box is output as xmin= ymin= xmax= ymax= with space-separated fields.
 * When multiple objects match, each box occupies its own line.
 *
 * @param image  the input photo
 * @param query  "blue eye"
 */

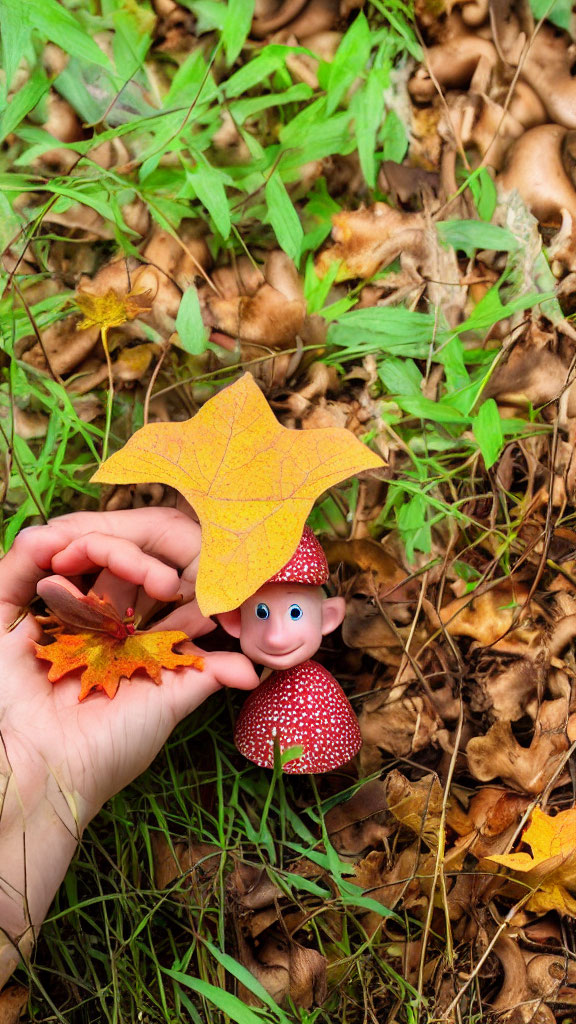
xmin=256 ymin=603 xmax=270 ymax=620
xmin=289 ymin=604 xmax=303 ymax=621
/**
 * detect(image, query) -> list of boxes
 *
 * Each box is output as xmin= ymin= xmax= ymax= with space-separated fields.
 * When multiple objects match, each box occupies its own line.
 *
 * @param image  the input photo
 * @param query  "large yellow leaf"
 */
xmin=486 ymin=807 xmax=576 ymax=916
xmin=91 ymin=373 xmax=384 ymax=615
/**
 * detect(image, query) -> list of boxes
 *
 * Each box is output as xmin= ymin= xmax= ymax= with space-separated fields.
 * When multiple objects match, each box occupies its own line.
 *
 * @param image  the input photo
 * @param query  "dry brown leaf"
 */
xmin=466 ymin=699 xmax=570 ymax=794
xmin=152 ymin=834 xmax=221 ymax=889
xmin=384 ymin=770 xmax=444 ymax=853
xmin=21 ymin=318 xmax=100 ymax=375
xmin=426 ymin=584 xmax=534 ymax=648
xmin=228 ymin=861 xmax=284 ymax=911
xmin=448 ymin=787 xmax=531 ymax=859
xmin=323 ymin=538 xmax=410 ymax=598
xmin=325 ymin=780 xmax=394 ymax=857
xmin=316 ymin=203 xmax=427 ymax=281
xmin=237 ymin=928 xmax=327 ymax=1010
xmin=358 ymin=690 xmax=445 ymax=759
xmin=341 ymin=595 xmax=406 ymax=661
xmin=471 ymin=652 xmax=547 ymax=722
xmin=0 ymin=986 xmax=28 ymax=1024
xmin=354 ymin=843 xmax=435 ymax=922
xmin=113 ymin=343 xmax=155 ymax=382
xmin=206 ymin=253 xmax=306 ymax=348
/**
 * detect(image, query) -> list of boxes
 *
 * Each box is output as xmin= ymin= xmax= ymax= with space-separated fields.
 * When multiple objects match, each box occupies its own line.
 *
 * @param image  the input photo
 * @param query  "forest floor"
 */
xmin=1 ymin=0 xmax=576 ymax=1021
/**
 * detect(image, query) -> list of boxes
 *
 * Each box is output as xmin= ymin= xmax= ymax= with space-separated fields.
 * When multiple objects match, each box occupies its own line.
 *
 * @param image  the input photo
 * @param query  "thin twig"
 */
xmin=143 ymin=340 xmax=172 ymax=426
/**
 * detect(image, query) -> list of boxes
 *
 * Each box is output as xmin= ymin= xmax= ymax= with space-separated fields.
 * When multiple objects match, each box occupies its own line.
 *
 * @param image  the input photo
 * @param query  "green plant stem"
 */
xmin=101 ymin=326 xmax=114 ymax=463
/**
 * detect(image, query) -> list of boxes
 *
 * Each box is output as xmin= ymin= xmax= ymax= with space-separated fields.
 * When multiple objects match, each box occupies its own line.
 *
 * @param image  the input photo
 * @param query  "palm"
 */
xmin=3 ymin=617 xmax=228 ymax=828
xmin=0 ymin=509 xmax=258 ymax=830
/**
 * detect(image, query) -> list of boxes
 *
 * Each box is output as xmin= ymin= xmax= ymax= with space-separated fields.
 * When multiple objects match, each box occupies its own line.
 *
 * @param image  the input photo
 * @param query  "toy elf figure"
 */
xmin=219 ymin=527 xmax=362 ymax=773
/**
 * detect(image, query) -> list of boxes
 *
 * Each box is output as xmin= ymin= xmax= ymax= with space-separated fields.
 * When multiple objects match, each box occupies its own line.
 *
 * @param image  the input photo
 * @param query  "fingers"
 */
xmin=152 ymin=603 xmax=216 ymax=639
xmin=0 ymin=508 xmax=201 ymax=625
xmin=160 ymin=651 xmax=259 ymax=721
xmin=202 ymin=650 xmax=260 ymax=691
xmin=51 ymin=534 xmax=181 ymax=602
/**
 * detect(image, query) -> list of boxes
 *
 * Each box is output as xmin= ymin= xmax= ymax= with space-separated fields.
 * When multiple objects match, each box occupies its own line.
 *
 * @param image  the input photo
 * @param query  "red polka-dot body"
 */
xmin=234 ymin=659 xmax=362 ymax=774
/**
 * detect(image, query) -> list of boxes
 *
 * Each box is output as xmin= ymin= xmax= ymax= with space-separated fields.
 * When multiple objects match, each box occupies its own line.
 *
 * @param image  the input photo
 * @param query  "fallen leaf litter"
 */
xmin=6 ymin=0 xmax=576 ymax=1017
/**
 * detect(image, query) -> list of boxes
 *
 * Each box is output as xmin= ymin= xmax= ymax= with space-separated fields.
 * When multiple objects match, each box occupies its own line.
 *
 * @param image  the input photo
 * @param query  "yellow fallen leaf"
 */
xmin=76 ymin=287 xmax=153 ymax=349
xmin=91 ymin=373 xmax=384 ymax=615
xmin=486 ymin=806 xmax=576 ymax=916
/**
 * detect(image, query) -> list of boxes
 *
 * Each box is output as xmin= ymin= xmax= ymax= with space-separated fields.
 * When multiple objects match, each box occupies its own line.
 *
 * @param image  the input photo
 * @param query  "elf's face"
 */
xmin=237 ymin=583 xmax=344 ymax=670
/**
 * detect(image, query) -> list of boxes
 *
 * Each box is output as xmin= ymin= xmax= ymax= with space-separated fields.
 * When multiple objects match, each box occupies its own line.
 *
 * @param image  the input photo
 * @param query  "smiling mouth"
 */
xmin=262 ymin=647 xmax=301 ymax=659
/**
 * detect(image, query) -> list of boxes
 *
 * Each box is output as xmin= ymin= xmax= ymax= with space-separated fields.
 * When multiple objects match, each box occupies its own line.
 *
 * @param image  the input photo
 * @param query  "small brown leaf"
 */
xmin=325 ymin=780 xmax=394 ymax=858
xmin=358 ymin=691 xmax=444 ymax=758
xmin=0 ymin=985 xmax=28 ymax=1024
xmin=237 ymin=929 xmax=327 ymax=1010
xmin=384 ymin=770 xmax=444 ymax=853
xmin=466 ymin=699 xmax=570 ymax=794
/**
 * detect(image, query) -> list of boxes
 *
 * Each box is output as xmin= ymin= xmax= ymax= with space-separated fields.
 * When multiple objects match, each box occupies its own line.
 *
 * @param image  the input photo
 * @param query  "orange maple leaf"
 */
xmin=91 ymin=373 xmax=385 ymax=615
xmin=34 ymin=629 xmax=204 ymax=702
xmin=486 ymin=806 xmax=576 ymax=916
xmin=34 ymin=577 xmax=203 ymax=702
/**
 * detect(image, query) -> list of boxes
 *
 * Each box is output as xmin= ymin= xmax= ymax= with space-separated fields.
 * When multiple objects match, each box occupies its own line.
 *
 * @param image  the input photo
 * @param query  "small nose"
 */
xmin=263 ymin=612 xmax=292 ymax=651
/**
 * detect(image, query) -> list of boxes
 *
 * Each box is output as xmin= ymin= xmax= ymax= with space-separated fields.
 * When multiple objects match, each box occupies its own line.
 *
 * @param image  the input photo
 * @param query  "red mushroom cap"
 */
xmin=266 ymin=526 xmax=329 ymax=586
xmin=234 ymin=659 xmax=362 ymax=774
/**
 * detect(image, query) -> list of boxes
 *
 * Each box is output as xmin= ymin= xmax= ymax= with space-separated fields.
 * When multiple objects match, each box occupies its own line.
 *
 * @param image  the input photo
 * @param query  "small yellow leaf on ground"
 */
xmin=486 ymin=806 xmax=576 ymax=916
xmin=91 ymin=373 xmax=384 ymax=615
xmin=76 ymin=287 xmax=153 ymax=333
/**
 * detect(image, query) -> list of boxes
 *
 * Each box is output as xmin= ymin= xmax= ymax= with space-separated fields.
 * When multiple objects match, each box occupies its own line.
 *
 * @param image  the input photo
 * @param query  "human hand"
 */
xmin=0 ymin=507 xmax=258 ymax=981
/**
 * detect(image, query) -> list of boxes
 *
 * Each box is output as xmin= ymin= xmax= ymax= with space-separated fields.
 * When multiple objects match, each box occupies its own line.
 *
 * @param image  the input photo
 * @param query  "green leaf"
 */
xmin=0 ymin=0 xmax=32 ymax=93
xmin=0 ymin=67 xmax=50 ymax=143
xmin=16 ymin=0 xmax=110 ymax=68
xmin=165 ymin=50 xmax=217 ymax=106
xmin=184 ymin=160 xmax=232 ymax=238
xmin=379 ymin=358 xmax=423 ymax=396
xmin=231 ymin=82 xmax=313 ymax=125
xmin=397 ymin=493 xmax=431 ymax=560
xmin=437 ymin=220 xmax=520 ymax=258
xmin=175 ymin=287 xmax=209 ymax=355
xmin=459 ymin=285 xmax=547 ymax=333
xmin=528 ymin=0 xmax=570 ymax=29
xmin=472 ymin=398 xmax=503 ymax=469
xmin=379 ymin=110 xmax=408 ymax=163
xmin=325 ymin=12 xmax=372 ymax=115
xmin=353 ymin=67 xmax=386 ymax=187
xmin=467 ymin=167 xmax=497 ymax=220
xmin=222 ymin=0 xmax=256 ymax=64
xmin=329 ymin=306 xmax=437 ymax=353
xmin=281 ymin=744 xmax=304 ymax=766
xmin=183 ymin=0 xmax=226 ymax=33
xmin=224 ymin=44 xmax=302 ymax=96
xmin=439 ymin=335 xmax=470 ymax=394
xmin=395 ymin=395 xmax=468 ymax=424
xmin=265 ymin=171 xmax=303 ymax=262
xmin=279 ymin=100 xmax=355 ymax=169
xmin=163 ymin=969 xmax=265 ymax=1024
xmin=304 ymin=255 xmax=341 ymax=314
